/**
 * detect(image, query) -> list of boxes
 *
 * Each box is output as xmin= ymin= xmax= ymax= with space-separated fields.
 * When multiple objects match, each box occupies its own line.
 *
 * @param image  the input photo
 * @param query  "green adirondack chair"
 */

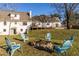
xmin=5 ymin=37 xmax=21 ymax=56
xmin=20 ymin=33 xmax=29 ymax=42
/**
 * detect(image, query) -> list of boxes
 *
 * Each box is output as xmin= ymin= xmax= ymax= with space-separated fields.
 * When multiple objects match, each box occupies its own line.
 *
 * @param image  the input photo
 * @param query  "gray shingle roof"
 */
xmin=0 ymin=10 xmax=30 ymax=22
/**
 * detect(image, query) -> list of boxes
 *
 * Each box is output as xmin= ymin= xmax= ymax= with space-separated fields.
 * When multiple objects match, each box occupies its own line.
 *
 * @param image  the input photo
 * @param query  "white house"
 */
xmin=32 ymin=17 xmax=62 ymax=29
xmin=0 ymin=10 xmax=32 ymax=35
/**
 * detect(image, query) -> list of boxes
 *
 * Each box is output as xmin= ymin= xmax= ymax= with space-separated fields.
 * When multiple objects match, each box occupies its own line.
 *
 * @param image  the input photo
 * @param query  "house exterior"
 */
xmin=31 ymin=17 xmax=62 ymax=29
xmin=0 ymin=10 xmax=32 ymax=35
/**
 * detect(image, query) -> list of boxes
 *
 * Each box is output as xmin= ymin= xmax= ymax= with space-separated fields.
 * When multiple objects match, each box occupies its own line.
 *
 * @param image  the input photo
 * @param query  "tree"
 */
xmin=32 ymin=15 xmax=50 ymax=23
xmin=50 ymin=13 xmax=61 ymax=19
xmin=51 ymin=3 xmax=79 ymax=29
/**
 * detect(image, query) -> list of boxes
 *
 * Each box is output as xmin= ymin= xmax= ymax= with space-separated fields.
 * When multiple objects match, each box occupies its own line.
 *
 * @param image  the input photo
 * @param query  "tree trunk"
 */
xmin=64 ymin=4 xmax=70 ymax=29
xmin=65 ymin=7 xmax=70 ymax=29
xmin=66 ymin=18 xmax=70 ymax=29
xmin=66 ymin=12 xmax=70 ymax=29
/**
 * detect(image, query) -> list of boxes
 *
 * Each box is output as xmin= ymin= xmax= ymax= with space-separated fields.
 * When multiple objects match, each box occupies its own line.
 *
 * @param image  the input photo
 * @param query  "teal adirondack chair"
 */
xmin=53 ymin=40 xmax=72 ymax=55
xmin=69 ymin=32 xmax=77 ymax=44
xmin=45 ymin=32 xmax=51 ymax=41
xmin=64 ymin=32 xmax=76 ymax=44
xmin=20 ymin=33 xmax=29 ymax=42
xmin=5 ymin=37 xmax=21 ymax=56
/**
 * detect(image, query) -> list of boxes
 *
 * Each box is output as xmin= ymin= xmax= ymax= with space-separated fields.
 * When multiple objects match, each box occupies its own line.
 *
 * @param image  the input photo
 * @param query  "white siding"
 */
xmin=42 ymin=23 xmax=52 ymax=28
xmin=35 ymin=22 xmax=42 ymax=27
xmin=52 ymin=22 xmax=61 ymax=28
xmin=0 ymin=21 xmax=32 ymax=35
xmin=34 ymin=22 xmax=62 ymax=28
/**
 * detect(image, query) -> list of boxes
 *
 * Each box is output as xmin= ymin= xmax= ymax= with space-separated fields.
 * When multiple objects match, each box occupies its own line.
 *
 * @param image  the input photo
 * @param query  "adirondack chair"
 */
xmin=64 ymin=32 xmax=76 ymax=44
xmin=20 ymin=33 xmax=29 ymax=42
xmin=45 ymin=32 xmax=51 ymax=41
xmin=5 ymin=37 xmax=21 ymax=56
xmin=53 ymin=40 xmax=72 ymax=55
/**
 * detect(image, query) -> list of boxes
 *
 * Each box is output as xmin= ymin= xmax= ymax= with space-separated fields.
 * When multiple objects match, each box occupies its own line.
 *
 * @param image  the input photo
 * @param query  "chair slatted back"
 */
xmin=62 ymin=40 xmax=72 ymax=49
xmin=45 ymin=32 xmax=51 ymax=41
xmin=5 ymin=37 xmax=11 ymax=47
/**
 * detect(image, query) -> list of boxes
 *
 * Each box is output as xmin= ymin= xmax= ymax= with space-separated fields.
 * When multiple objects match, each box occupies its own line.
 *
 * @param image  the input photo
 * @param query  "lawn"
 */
xmin=0 ymin=29 xmax=79 ymax=56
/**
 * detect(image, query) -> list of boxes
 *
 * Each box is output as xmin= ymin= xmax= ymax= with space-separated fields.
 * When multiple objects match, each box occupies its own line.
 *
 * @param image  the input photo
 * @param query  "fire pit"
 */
xmin=28 ymin=40 xmax=53 ymax=53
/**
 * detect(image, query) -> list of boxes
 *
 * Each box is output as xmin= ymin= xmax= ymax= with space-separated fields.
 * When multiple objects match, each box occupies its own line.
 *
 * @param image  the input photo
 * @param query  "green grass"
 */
xmin=0 ymin=29 xmax=79 ymax=56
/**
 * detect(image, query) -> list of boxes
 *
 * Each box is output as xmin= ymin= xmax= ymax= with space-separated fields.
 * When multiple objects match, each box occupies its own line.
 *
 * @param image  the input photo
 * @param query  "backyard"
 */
xmin=0 ymin=29 xmax=79 ymax=56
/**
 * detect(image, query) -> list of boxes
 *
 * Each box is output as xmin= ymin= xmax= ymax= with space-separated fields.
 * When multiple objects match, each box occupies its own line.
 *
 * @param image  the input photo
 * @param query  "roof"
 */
xmin=51 ymin=17 xmax=60 ymax=22
xmin=0 ymin=10 xmax=30 ymax=22
xmin=32 ymin=16 xmax=60 ymax=23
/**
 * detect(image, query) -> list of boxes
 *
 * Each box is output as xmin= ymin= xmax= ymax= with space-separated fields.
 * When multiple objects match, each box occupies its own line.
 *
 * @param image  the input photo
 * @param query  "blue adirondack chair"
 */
xmin=20 ymin=33 xmax=29 ymax=42
xmin=5 ymin=37 xmax=21 ymax=56
xmin=53 ymin=40 xmax=72 ymax=55
xmin=45 ymin=32 xmax=51 ymax=41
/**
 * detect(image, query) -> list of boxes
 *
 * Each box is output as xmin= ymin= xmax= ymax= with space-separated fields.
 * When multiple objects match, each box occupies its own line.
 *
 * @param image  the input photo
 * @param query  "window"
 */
xmin=56 ymin=24 xmax=59 ymax=27
xmin=15 ymin=14 xmax=17 ymax=17
xmin=4 ymin=21 xmax=7 ymax=25
xmin=23 ymin=22 xmax=27 ymax=25
xmin=21 ymin=29 xmax=23 ymax=31
xmin=3 ymin=29 xmax=6 ymax=32
xmin=15 ymin=22 xmax=17 ymax=24
xmin=8 ymin=13 xmax=11 ymax=16
xmin=27 ymin=13 xmax=30 ymax=16
xmin=38 ymin=23 xmax=40 ymax=25
xmin=47 ymin=23 xmax=49 ymax=25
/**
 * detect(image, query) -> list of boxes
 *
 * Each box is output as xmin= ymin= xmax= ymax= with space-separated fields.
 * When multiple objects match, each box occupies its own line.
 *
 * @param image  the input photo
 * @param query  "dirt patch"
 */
xmin=0 ymin=48 xmax=8 ymax=56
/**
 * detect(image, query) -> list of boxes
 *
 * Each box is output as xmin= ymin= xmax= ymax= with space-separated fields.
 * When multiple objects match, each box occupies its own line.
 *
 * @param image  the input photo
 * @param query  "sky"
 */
xmin=16 ymin=3 xmax=57 ymax=16
xmin=0 ymin=3 xmax=57 ymax=16
xmin=15 ymin=3 xmax=56 ymax=16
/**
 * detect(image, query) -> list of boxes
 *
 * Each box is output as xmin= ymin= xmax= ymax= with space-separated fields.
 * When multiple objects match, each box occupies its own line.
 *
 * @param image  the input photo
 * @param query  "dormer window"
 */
xmin=23 ymin=22 xmax=27 ymax=25
xmin=8 ymin=13 xmax=11 ymax=17
xmin=27 ymin=13 xmax=30 ymax=16
xmin=9 ymin=13 xmax=20 ymax=20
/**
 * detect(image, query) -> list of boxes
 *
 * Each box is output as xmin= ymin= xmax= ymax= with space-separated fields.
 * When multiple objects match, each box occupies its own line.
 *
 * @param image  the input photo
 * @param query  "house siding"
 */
xmin=0 ymin=11 xmax=32 ymax=35
xmin=0 ymin=21 xmax=32 ymax=35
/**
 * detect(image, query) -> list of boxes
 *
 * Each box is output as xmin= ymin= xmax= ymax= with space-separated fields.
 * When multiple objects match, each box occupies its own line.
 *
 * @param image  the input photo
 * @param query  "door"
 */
xmin=10 ymin=28 xmax=16 ymax=34
xmin=14 ymin=29 xmax=16 ymax=34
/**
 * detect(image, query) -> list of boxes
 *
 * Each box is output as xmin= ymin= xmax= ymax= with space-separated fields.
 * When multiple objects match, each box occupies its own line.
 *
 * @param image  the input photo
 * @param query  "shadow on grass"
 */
xmin=13 ymin=38 xmax=23 ymax=41
xmin=53 ymin=42 xmax=62 ymax=45
xmin=0 ymin=45 xmax=7 ymax=49
xmin=0 ymin=44 xmax=22 ymax=56
xmin=34 ymin=46 xmax=54 ymax=53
